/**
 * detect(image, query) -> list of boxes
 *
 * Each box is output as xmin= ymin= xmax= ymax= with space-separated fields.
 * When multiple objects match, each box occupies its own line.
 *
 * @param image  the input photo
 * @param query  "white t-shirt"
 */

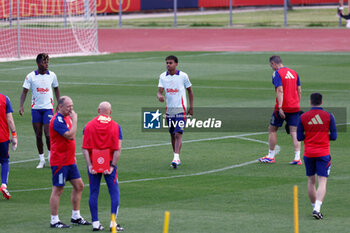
xmin=158 ymin=70 xmax=192 ymax=115
xmin=23 ymin=70 xmax=59 ymax=110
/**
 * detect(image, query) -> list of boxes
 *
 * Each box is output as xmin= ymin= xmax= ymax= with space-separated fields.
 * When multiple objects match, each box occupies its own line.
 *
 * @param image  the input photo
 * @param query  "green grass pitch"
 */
xmin=0 ymin=51 xmax=349 ymax=233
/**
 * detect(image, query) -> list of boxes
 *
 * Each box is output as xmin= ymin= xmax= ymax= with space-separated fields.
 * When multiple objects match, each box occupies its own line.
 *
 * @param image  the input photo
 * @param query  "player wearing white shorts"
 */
xmin=157 ymin=55 xmax=193 ymax=168
xmin=19 ymin=53 xmax=60 ymax=168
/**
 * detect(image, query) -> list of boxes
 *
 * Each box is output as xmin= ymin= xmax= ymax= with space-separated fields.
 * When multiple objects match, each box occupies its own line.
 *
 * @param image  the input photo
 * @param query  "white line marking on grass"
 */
xmin=9 ymin=132 xmax=267 ymax=164
xmin=2 ymin=79 xmax=349 ymax=93
xmin=8 ymin=123 xmax=349 ymax=165
xmin=0 ymin=52 xmax=229 ymax=71
xmin=336 ymin=123 xmax=349 ymax=126
xmin=10 ymin=124 xmax=348 ymax=192
xmin=119 ymin=160 xmax=258 ymax=184
xmin=9 ymin=158 xmax=43 ymax=164
xmin=236 ymin=136 xmax=281 ymax=155
xmin=10 ymin=132 xmax=270 ymax=193
xmin=2 ymin=51 xmax=349 ymax=71
xmin=11 ymin=160 xmax=259 ymax=193
xmin=1 ymin=77 xmax=348 ymax=93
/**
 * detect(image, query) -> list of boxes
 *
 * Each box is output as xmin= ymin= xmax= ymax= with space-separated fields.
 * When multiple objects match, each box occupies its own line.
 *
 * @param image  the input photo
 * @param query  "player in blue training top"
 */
xmin=0 ymin=93 xmax=17 ymax=199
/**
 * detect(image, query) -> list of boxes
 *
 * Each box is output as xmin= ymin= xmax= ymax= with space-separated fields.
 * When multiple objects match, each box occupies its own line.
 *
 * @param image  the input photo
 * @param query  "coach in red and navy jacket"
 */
xmin=297 ymin=92 xmax=337 ymax=220
xmin=82 ymin=101 xmax=123 ymax=232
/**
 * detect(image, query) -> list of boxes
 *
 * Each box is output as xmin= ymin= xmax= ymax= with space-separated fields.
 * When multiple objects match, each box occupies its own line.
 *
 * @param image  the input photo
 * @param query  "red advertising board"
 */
xmin=0 ymin=0 xmax=339 ymax=19
xmin=0 ymin=0 xmax=141 ymax=19
xmin=97 ymin=0 xmax=140 ymax=13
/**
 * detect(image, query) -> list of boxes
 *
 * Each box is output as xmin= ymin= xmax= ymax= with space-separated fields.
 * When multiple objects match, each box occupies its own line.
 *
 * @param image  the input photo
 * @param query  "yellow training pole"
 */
xmin=294 ymin=185 xmax=299 ymax=233
xmin=111 ymin=213 xmax=117 ymax=233
xmin=163 ymin=211 xmax=170 ymax=233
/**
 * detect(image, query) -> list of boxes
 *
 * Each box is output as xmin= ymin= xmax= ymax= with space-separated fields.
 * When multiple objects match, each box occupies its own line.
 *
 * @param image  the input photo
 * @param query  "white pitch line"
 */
xmin=9 ymin=122 xmax=349 ymax=165
xmin=9 ymin=132 xmax=267 ymax=165
xmin=236 ymin=136 xmax=281 ymax=155
xmin=10 ymin=133 xmax=270 ymax=193
xmin=8 ymin=124 xmax=349 ymax=192
xmin=11 ymin=160 xmax=259 ymax=193
xmin=119 ymin=160 xmax=258 ymax=183
xmin=9 ymin=158 xmax=42 ymax=164
xmin=2 ymin=51 xmax=350 ymax=71
xmin=1 ymin=79 xmax=349 ymax=93
xmin=0 ymin=52 xmax=229 ymax=71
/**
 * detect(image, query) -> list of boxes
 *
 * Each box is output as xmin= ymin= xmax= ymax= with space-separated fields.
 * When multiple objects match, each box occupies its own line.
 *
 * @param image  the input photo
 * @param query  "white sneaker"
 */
xmin=170 ymin=159 xmax=181 ymax=169
xmin=347 ymin=20 xmax=350 ymax=28
xmin=110 ymin=222 xmax=124 ymax=232
xmin=36 ymin=160 xmax=46 ymax=168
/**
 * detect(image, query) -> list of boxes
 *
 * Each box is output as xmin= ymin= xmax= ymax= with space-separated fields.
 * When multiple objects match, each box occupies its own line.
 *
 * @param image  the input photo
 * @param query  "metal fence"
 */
xmin=110 ymin=0 xmax=345 ymax=28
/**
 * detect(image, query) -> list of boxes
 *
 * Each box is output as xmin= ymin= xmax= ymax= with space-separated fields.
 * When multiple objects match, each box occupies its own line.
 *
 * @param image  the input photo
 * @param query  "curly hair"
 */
xmin=36 ymin=53 xmax=49 ymax=64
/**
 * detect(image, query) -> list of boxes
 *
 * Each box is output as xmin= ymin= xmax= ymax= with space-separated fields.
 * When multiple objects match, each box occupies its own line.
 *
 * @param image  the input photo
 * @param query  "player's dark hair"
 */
xmin=310 ymin=93 xmax=322 ymax=106
xmin=36 ymin=53 xmax=49 ymax=64
xmin=166 ymin=55 xmax=178 ymax=63
xmin=269 ymin=55 xmax=282 ymax=64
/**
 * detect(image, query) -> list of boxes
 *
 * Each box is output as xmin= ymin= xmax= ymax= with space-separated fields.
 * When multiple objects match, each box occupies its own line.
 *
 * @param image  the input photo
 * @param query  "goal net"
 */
xmin=0 ymin=0 xmax=98 ymax=60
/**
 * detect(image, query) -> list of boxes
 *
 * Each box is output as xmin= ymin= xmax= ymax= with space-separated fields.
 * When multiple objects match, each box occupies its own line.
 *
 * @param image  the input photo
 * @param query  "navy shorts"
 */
xmin=304 ymin=155 xmax=331 ymax=177
xmin=31 ymin=109 xmax=54 ymax=124
xmin=51 ymin=164 xmax=81 ymax=186
xmin=0 ymin=140 xmax=9 ymax=163
xmin=166 ymin=113 xmax=186 ymax=134
xmin=270 ymin=110 xmax=300 ymax=127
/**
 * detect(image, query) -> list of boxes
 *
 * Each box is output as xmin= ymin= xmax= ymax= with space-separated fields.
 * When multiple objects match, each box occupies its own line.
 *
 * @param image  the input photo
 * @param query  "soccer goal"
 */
xmin=0 ymin=0 xmax=98 ymax=60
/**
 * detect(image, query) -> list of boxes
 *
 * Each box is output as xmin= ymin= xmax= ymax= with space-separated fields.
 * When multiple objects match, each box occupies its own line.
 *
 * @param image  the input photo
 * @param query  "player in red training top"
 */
xmin=259 ymin=55 xmax=302 ymax=165
xmin=49 ymin=96 xmax=91 ymax=228
xmin=297 ymin=93 xmax=337 ymax=220
xmin=82 ymin=101 xmax=124 ymax=232
xmin=0 ymin=93 xmax=17 ymax=199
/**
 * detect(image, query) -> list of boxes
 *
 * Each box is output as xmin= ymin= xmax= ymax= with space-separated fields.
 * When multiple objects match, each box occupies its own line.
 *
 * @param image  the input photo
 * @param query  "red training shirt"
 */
xmin=0 ymin=94 xmax=13 ymax=143
xmin=82 ymin=114 xmax=121 ymax=162
xmin=49 ymin=113 xmax=76 ymax=166
xmin=273 ymin=67 xmax=301 ymax=113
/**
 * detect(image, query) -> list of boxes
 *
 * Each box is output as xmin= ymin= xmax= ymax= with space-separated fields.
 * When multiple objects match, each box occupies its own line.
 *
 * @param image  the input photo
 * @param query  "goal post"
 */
xmin=0 ymin=0 xmax=98 ymax=60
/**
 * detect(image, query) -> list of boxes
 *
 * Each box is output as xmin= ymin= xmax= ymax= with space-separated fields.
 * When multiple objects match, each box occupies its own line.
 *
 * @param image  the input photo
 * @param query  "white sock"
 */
xmin=294 ymin=151 xmax=300 ymax=161
xmin=173 ymin=153 xmax=180 ymax=161
xmin=39 ymin=153 xmax=45 ymax=161
xmin=347 ymin=20 xmax=350 ymax=28
xmin=92 ymin=221 xmax=101 ymax=229
xmin=48 ymin=150 xmax=51 ymax=162
xmin=72 ymin=210 xmax=81 ymax=220
xmin=314 ymin=200 xmax=322 ymax=212
xmin=268 ymin=150 xmax=275 ymax=159
xmin=1 ymin=183 xmax=7 ymax=188
xmin=110 ymin=219 xmax=117 ymax=228
xmin=51 ymin=215 xmax=60 ymax=224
